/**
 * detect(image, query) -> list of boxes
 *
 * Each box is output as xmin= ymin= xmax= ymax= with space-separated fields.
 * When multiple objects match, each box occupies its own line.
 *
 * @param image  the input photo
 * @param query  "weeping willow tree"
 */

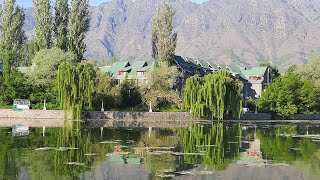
xmin=183 ymin=70 xmax=243 ymax=120
xmin=57 ymin=61 xmax=95 ymax=126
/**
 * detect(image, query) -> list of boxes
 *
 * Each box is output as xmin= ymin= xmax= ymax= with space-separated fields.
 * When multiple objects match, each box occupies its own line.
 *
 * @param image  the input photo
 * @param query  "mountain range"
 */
xmin=23 ymin=0 xmax=320 ymax=69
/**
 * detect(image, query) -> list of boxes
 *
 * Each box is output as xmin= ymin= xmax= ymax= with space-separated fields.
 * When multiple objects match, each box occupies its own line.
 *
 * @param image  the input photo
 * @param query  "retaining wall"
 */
xmin=1 ymin=109 xmax=320 ymax=127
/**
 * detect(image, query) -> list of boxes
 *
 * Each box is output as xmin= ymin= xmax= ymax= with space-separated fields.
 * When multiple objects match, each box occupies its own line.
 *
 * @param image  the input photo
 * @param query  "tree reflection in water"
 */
xmin=179 ymin=123 xmax=242 ymax=171
xmin=1 ymin=124 xmax=320 ymax=179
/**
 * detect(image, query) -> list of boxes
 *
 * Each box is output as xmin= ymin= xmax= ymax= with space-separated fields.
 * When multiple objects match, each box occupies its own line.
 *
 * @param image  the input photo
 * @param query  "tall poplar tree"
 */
xmin=151 ymin=4 xmax=177 ymax=66
xmin=69 ymin=0 xmax=90 ymax=62
xmin=0 ymin=0 xmax=25 ymax=80
xmin=33 ymin=0 xmax=52 ymax=50
xmin=54 ymin=0 xmax=69 ymax=51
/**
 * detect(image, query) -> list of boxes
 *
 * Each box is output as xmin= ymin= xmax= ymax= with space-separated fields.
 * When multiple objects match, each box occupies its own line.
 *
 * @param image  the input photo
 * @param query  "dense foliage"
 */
xmin=183 ymin=70 xmax=243 ymax=120
xmin=33 ymin=0 xmax=53 ymax=50
xmin=57 ymin=62 xmax=95 ymax=121
xmin=151 ymin=4 xmax=177 ymax=66
xmin=0 ymin=0 xmax=27 ymax=105
xmin=257 ymin=75 xmax=320 ymax=116
xmin=143 ymin=63 xmax=179 ymax=109
xmin=69 ymin=0 xmax=90 ymax=62
xmin=0 ymin=0 xmax=25 ymax=82
xmin=54 ymin=0 xmax=69 ymax=51
xmin=28 ymin=48 xmax=75 ymax=88
xmin=92 ymin=70 xmax=120 ymax=110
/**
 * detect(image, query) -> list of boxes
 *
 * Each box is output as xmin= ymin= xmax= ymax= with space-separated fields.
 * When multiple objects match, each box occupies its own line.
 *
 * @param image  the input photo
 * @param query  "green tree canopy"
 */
xmin=92 ymin=70 xmax=120 ymax=110
xmin=33 ymin=0 xmax=53 ymax=50
xmin=143 ymin=64 xmax=179 ymax=109
xmin=0 ymin=0 xmax=25 ymax=81
xmin=54 ymin=0 xmax=69 ymax=51
xmin=58 ymin=61 xmax=95 ymax=121
xmin=151 ymin=4 xmax=177 ymax=66
xmin=297 ymin=56 xmax=320 ymax=86
xmin=27 ymin=47 xmax=75 ymax=88
xmin=69 ymin=0 xmax=89 ymax=62
xmin=257 ymin=75 xmax=320 ymax=116
xmin=183 ymin=70 xmax=243 ymax=120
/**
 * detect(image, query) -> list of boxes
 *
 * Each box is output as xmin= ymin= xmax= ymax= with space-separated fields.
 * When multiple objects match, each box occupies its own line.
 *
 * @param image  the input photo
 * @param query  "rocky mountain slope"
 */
xmin=23 ymin=0 xmax=320 ymax=68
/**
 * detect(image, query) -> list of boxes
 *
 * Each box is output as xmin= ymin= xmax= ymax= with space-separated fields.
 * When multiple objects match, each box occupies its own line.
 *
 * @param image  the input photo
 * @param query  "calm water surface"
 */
xmin=0 ymin=123 xmax=320 ymax=180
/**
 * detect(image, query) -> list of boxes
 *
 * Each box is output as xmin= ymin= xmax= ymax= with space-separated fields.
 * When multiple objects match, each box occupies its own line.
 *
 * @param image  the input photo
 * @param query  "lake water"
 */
xmin=0 ymin=122 xmax=320 ymax=180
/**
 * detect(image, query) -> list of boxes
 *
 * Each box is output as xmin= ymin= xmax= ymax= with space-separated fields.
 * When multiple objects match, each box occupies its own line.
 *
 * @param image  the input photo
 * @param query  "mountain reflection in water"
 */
xmin=0 ymin=123 xmax=319 ymax=180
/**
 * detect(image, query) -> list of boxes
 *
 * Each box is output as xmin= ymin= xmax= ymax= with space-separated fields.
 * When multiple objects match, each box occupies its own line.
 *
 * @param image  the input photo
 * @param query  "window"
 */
xmin=249 ymin=76 xmax=257 ymax=81
xmin=249 ymin=76 xmax=262 ymax=81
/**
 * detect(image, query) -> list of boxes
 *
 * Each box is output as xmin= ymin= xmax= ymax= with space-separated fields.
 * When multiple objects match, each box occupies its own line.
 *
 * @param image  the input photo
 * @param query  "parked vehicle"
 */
xmin=12 ymin=99 xmax=30 ymax=112
xmin=12 ymin=124 xmax=30 ymax=136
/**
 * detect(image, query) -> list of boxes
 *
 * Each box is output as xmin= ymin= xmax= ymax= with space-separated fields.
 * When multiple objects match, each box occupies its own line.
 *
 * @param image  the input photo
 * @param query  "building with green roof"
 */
xmin=239 ymin=66 xmax=270 ymax=100
xmin=109 ymin=61 xmax=131 ymax=76
xmin=97 ymin=56 xmax=271 ymax=102
xmin=0 ymin=64 xmax=30 ymax=75
xmin=16 ymin=67 xmax=30 ymax=74
xmin=116 ymin=61 xmax=148 ymax=84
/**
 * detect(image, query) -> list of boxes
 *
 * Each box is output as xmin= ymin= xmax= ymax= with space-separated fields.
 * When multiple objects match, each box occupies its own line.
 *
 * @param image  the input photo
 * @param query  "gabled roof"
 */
xmin=217 ymin=63 xmax=227 ymax=70
xmin=138 ymin=61 xmax=155 ymax=72
xmin=174 ymin=56 xmax=206 ymax=76
xmin=120 ymin=66 xmax=132 ymax=72
xmin=197 ymin=60 xmax=211 ymax=69
xmin=240 ymin=67 xmax=267 ymax=76
xmin=174 ymin=55 xmax=194 ymax=74
xmin=0 ymin=64 xmax=30 ymax=74
xmin=228 ymin=65 xmax=247 ymax=80
xmin=109 ymin=61 xmax=130 ymax=75
xmin=128 ymin=61 xmax=147 ymax=75
xmin=206 ymin=61 xmax=218 ymax=70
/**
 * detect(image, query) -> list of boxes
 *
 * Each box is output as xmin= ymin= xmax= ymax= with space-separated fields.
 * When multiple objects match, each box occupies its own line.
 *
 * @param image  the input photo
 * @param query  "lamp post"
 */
xmin=101 ymin=101 xmax=104 ymax=112
xmin=255 ymin=95 xmax=260 ymax=114
xmin=149 ymin=101 xmax=153 ymax=112
xmin=43 ymin=99 xmax=46 ymax=111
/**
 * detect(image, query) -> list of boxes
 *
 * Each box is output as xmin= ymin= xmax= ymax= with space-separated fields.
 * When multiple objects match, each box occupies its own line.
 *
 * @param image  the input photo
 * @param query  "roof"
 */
xmin=0 ymin=64 xmax=30 ymax=74
xmin=174 ymin=55 xmax=194 ymax=74
xmin=228 ymin=65 xmax=247 ymax=80
xmin=197 ymin=60 xmax=211 ymax=69
xmin=99 ymin=66 xmax=111 ymax=73
xmin=128 ymin=61 xmax=147 ymax=75
xmin=120 ymin=66 xmax=132 ymax=72
xmin=174 ymin=56 xmax=207 ymax=76
xmin=137 ymin=61 xmax=156 ymax=72
xmin=217 ymin=63 xmax=227 ymax=70
xmin=240 ymin=67 xmax=267 ymax=76
xmin=109 ymin=61 xmax=130 ymax=75
xmin=206 ymin=61 xmax=218 ymax=70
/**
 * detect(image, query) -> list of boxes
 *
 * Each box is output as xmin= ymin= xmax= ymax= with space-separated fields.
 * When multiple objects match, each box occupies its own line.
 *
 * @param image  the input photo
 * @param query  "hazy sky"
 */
xmin=15 ymin=0 xmax=208 ymax=8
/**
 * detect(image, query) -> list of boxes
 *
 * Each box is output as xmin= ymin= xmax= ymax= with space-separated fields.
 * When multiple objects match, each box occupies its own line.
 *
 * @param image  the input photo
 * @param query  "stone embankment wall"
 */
xmin=1 ymin=109 xmax=320 ymax=127
xmin=0 ymin=109 xmax=69 ymax=127
xmin=0 ymin=109 xmax=191 ymax=127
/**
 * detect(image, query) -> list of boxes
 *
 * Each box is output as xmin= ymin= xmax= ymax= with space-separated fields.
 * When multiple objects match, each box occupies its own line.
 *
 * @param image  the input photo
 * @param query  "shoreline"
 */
xmin=1 ymin=109 xmax=320 ymax=128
